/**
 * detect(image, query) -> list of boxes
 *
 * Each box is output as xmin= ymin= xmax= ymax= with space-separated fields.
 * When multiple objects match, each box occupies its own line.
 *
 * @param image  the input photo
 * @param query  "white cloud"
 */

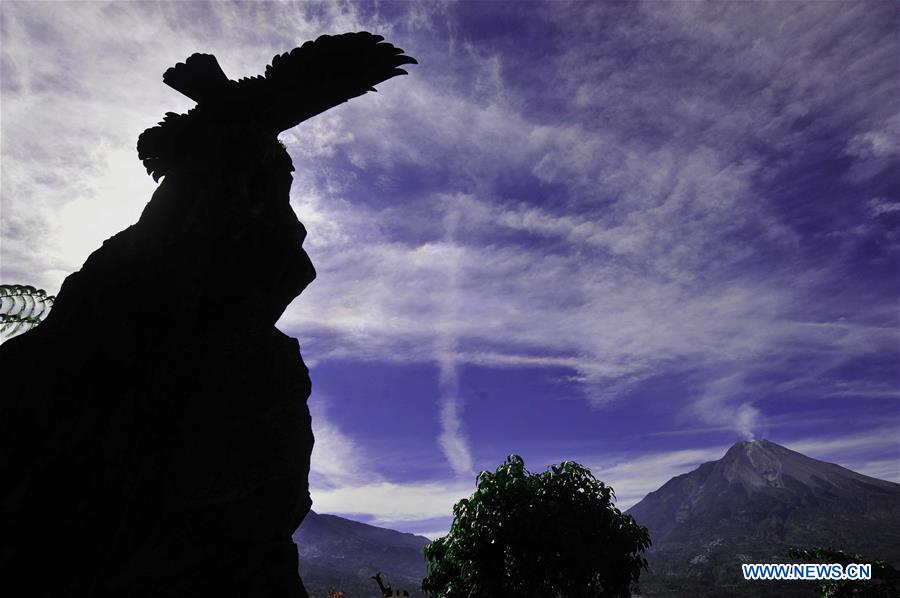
xmin=846 ymin=130 xmax=900 ymax=160
xmin=415 ymin=529 xmax=452 ymax=542
xmin=868 ymin=197 xmax=900 ymax=218
xmin=312 ymin=479 xmax=472 ymax=527
xmin=282 ymin=188 xmax=892 ymax=437
xmin=782 ymin=427 xmax=900 ymax=464
xmin=2 ymin=1 xmax=896 ymax=513
xmin=308 ymin=393 xmax=472 ymax=532
xmin=287 ymin=200 xmax=892 ymax=433
xmin=436 ymin=344 xmax=474 ymax=477
xmin=433 ymin=203 xmax=474 ymax=476
xmin=308 ymin=395 xmax=378 ymax=490
xmin=315 ymin=425 xmax=897 ymax=532
xmin=589 ymin=446 xmax=731 ymax=510
xmin=0 ymin=0 xmax=398 ymax=289
xmin=853 ymin=459 xmax=900 ymax=483
xmin=253 ymin=2 xmax=896 ymax=444
xmin=6 ymin=2 xmax=890 ymax=443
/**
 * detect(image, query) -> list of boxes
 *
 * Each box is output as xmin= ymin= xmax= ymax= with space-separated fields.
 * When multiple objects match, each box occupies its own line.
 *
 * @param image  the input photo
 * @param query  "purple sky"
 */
xmin=1 ymin=1 xmax=898 ymax=539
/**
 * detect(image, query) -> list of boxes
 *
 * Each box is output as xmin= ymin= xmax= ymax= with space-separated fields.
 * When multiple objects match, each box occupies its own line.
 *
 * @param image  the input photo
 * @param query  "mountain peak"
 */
xmin=726 ymin=438 xmax=781 ymax=453
xmin=719 ymin=439 xmax=787 ymax=490
xmin=627 ymin=439 xmax=900 ymax=589
xmin=719 ymin=438 xmax=856 ymax=491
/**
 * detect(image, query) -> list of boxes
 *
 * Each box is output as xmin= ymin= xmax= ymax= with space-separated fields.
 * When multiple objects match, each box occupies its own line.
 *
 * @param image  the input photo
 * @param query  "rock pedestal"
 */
xmin=0 ymin=132 xmax=316 ymax=597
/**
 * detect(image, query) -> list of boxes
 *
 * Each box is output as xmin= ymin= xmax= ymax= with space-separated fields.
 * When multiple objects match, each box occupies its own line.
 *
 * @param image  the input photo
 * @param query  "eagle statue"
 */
xmin=0 ymin=34 xmax=416 ymax=598
xmin=138 ymin=32 xmax=416 ymax=181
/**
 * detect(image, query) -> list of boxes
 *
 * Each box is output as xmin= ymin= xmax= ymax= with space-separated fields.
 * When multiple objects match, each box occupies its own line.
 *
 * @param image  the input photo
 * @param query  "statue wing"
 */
xmin=138 ymin=32 xmax=415 ymax=179
xmin=162 ymin=53 xmax=230 ymax=104
xmin=239 ymin=31 xmax=417 ymax=133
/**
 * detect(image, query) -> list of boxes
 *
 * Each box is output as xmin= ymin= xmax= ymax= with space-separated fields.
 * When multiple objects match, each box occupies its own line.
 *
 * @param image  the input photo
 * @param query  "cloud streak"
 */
xmin=2 ymin=1 xmax=897 ymax=530
xmin=434 ymin=201 xmax=474 ymax=477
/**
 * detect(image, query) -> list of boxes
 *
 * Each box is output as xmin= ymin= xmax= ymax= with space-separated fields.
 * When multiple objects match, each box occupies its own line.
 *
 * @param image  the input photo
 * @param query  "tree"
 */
xmin=422 ymin=455 xmax=651 ymax=598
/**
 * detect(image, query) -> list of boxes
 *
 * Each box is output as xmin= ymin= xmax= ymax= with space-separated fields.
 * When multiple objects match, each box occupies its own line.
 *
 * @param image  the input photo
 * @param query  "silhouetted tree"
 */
xmin=372 ymin=572 xmax=393 ymax=597
xmin=422 ymin=455 xmax=651 ymax=598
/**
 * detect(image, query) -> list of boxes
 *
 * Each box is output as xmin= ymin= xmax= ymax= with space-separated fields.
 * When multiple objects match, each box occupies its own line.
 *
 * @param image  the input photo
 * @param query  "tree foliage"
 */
xmin=787 ymin=546 xmax=900 ymax=597
xmin=422 ymin=455 xmax=651 ymax=598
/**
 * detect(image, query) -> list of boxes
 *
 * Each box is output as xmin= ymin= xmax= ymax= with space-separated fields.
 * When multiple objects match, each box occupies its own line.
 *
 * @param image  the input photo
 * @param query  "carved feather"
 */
xmin=162 ymin=53 xmax=229 ymax=104
xmin=139 ymin=31 xmax=416 ymax=179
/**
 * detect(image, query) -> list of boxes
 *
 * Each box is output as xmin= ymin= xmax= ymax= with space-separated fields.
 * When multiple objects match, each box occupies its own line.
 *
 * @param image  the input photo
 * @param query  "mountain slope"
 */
xmin=627 ymin=439 xmax=900 ymax=596
xmin=293 ymin=511 xmax=430 ymax=597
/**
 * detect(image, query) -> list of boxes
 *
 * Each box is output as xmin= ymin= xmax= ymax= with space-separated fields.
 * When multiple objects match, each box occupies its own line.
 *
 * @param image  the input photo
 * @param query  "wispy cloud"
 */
xmin=269 ymin=3 xmax=897 ymax=445
xmin=783 ymin=427 xmax=900 ymax=468
xmin=434 ymin=204 xmax=474 ymax=477
xmin=590 ymin=446 xmax=732 ymax=510
xmin=312 ymin=479 xmax=472 ymax=527
xmin=310 ymin=424 xmax=899 ymax=532
xmin=7 ymin=2 xmax=896 ymax=442
xmin=0 ymin=0 xmax=397 ymax=288
xmin=2 ymin=1 xmax=897 ymax=530
xmin=853 ymin=459 xmax=900 ymax=483
xmin=436 ymin=344 xmax=474 ymax=477
xmin=308 ymin=395 xmax=378 ymax=490
xmin=868 ymin=197 xmax=900 ymax=218
xmin=309 ymin=394 xmax=471 ymax=531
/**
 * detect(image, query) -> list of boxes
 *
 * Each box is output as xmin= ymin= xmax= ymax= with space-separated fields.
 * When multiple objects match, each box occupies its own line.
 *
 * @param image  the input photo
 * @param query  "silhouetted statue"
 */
xmin=0 ymin=32 xmax=414 ymax=597
xmin=138 ymin=32 xmax=416 ymax=182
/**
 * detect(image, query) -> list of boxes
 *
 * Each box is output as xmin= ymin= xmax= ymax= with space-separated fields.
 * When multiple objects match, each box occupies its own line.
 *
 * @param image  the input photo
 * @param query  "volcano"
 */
xmin=627 ymin=439 xmax=900 ymax=596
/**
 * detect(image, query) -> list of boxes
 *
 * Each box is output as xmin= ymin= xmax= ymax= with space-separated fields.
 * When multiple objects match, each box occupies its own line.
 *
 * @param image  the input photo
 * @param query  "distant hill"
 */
xmin=627 ymin=439 xmax=900 ymax=597
xmin=294 ymin=511 xmax=431 ymax=597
